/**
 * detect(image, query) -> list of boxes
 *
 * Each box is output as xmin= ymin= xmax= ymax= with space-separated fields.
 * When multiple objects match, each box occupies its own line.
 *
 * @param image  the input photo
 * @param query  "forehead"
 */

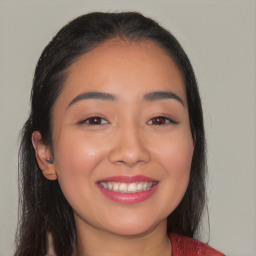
xmin=57 ymin=38 xmax=186 ymax=105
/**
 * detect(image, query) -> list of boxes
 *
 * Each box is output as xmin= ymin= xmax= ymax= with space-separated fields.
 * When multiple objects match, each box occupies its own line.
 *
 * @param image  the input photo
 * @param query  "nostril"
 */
xmin=108 ymin=128 xmax=151 ymax=166
xmin=109 ymin=146 xmax=151 ymax=166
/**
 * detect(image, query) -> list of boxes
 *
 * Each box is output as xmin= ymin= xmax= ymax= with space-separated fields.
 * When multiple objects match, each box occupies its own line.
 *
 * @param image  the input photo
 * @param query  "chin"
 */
xmin=109 ymin=226 xmax=152 ymax=237
xmin=104 ymin=217 xmax=166 ymax=237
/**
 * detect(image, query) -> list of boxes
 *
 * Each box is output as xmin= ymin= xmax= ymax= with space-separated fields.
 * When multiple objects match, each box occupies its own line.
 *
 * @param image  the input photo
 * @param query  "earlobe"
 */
xmin=32 ymin=131 xmax=58 ymax=180
xmin=41 ymin=167 xmax=58 ymax=180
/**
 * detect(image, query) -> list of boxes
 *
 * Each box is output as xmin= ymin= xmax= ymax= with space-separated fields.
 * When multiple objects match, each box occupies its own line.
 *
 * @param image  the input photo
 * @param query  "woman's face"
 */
xmin=51 ymin=39 xmax=194 ymax=236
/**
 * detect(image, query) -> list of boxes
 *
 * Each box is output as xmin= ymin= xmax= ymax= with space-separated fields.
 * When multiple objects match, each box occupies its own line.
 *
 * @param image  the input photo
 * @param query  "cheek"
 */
xmin=55 ymin=135 xmax=102 ymax=173
xmin=169 ymin=137 xmax=193 ymax=186
xmin=53 ymin=131 xmax=106 ymax=205
xmin=158 ymin=130 xmax=194 ymax=174
xmin=155 ymin=132 xmax=194 ymax=210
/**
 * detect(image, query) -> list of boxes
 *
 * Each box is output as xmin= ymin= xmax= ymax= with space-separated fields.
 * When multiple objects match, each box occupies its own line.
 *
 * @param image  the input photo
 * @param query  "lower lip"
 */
xmin=97 ymin=183 xmax=158 ymax=204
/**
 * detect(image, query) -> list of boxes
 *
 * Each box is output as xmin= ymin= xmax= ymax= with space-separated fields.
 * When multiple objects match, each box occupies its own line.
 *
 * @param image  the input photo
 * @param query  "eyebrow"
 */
xmin=144 ymin=91 xmax=184 ymax=106
xmin=67 ymin=91 xmax=117 ymax=109
xmin=67 ymin=90 xmax=184 ymax=109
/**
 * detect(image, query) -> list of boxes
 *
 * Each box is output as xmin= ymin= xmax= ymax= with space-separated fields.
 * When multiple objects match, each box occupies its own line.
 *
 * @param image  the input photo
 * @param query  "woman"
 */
xmin=15 ymin=12 xmax=225 ymax=256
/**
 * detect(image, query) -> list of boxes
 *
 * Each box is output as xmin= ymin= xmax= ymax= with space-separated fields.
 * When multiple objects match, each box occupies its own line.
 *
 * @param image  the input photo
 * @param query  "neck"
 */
xmin=74 ymin=218 xmax=171 ymax=256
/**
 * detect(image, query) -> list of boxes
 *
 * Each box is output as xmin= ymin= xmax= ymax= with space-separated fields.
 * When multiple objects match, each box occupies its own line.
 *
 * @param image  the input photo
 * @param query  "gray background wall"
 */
xmin=0 ymin=1 xmax=255 ymax=255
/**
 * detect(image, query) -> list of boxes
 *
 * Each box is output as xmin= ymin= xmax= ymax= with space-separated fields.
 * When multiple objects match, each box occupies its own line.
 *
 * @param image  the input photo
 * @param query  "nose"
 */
xmin=108 ymin=125 xmax=151 ymax=167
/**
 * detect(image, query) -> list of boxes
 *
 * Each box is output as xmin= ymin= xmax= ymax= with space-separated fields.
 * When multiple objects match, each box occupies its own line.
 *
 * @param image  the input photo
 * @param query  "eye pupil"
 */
xmin=152 ymin=117 xmax=165 ymax=125
xmin=89 ymin=117 xmax=101 ymax=125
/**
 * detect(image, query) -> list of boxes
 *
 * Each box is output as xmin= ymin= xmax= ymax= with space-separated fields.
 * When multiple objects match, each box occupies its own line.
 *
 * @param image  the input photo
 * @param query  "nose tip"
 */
xmin=113 ymin=151 xmax=149 ymax=167
xmin=108 ymin=130 xmax=151 ymax=167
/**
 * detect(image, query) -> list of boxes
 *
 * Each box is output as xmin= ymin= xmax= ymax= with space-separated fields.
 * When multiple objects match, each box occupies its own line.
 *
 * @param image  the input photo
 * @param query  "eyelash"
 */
xmin=78 ymin=116 xmax=177 ymax=126
xmin=147 ymin=116 xmax=178 ymax=125
xmin=78 ymin=116 xmax=109 ymax=126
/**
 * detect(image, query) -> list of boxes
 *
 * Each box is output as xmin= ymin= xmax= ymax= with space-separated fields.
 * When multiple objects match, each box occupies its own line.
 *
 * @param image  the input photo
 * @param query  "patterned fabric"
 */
xmin=170 ymin=233 xmax=225 ymax=256
xmin=45 ymin=232 xmax=225 ymax=255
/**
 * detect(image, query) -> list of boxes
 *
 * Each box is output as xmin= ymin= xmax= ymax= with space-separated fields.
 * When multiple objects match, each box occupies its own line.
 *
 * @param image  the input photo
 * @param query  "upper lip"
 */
xmin=98 ymin=175 xmax=158 ymax=183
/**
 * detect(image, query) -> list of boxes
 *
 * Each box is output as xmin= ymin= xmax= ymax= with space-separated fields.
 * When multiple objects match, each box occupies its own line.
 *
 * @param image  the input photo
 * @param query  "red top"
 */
xmin=170 ymin=233 xmax=225 ymax=256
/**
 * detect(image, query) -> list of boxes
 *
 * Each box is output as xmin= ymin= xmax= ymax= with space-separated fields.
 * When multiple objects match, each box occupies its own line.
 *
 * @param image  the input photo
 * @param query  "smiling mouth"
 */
xmin=99 ymin=181 xmax=158 ymax=193
xmin=97 ymin=176 xmax=159 ymax=203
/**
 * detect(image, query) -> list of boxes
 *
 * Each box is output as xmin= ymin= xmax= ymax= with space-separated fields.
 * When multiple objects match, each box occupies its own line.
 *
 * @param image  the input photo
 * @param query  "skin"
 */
xmin=33 ymin=39 xmax=194 ymax=256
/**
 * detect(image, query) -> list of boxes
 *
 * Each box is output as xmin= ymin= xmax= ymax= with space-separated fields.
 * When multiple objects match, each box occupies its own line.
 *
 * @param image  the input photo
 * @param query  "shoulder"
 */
xmin=169 ymin=233 xmax=225 ymax=256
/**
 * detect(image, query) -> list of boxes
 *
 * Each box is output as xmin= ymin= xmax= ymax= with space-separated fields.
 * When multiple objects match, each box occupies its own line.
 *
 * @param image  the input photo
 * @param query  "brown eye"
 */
xmin=88 ymin=117 xmax=102 ymax=125
xmin=151 ymin=117 xmax=166 ymax=125
xmin=80 ymin=116 xmax=108 ymax=125
xmin=147 ymin=116 xmax=177 ymax=125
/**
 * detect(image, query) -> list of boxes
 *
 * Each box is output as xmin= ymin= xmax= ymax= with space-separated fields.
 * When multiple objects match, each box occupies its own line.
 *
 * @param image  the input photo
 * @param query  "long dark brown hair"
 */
xmin=15 ymin=12 xmax=206 ymax=256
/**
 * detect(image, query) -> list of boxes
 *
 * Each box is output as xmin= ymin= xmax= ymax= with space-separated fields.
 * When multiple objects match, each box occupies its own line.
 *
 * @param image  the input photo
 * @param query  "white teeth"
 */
xmin=107 ymin=182 xmax=112 ymax=190
xmin=143 ymin=182 xmax=148 ymax=190
xmin=113 ymin=183 xmax=119 ymax=191
xmin=127 ymin=183 xmax=136 ymax=192
xmin=99 ymin=181 xmax=156 ymax=193
xmin=119 ymin=183 xmax=128 ymax=192
xmin=136 ymin=183 xmax=143 ymax=191
xmin=101 ymin=182 xmax=108 ymax=189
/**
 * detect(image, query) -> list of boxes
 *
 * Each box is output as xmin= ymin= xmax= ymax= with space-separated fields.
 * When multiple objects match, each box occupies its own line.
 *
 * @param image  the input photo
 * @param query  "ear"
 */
xmin=32 ymin=131 xmax=57 ymax=180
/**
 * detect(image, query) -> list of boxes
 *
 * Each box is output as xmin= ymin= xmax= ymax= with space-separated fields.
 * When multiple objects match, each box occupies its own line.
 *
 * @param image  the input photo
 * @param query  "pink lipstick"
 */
xmin=97 ymin=175 xmax=159 ymax=204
